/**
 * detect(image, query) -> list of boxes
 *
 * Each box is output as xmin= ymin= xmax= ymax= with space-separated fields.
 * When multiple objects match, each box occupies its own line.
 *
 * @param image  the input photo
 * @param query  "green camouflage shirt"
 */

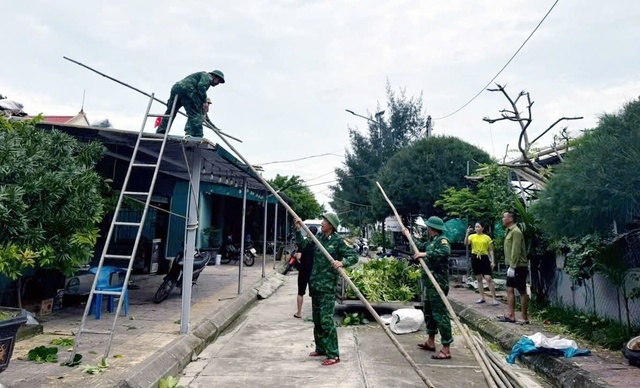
xmin=174 ymin=72 xmax=213 ymax=105
xmin=413 ymin=232 xmax=451 ymax=282
xmin=296 ymin=231 xmax=358 ymax=294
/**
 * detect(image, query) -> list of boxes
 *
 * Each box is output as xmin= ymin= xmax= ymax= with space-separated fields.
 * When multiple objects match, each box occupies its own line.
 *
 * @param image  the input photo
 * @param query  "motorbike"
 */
xmin=361 ymin=238 xmax=369 ymax=257
xmin=153 ymin=248 xmax=211 ymax=303
xmin=220 ymin=235 xmax=256 ymax=266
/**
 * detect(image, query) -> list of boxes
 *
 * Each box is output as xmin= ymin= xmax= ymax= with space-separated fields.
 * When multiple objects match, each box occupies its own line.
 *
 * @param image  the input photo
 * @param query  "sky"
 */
xmin=2 ymin=0 xmax=639 ymax=212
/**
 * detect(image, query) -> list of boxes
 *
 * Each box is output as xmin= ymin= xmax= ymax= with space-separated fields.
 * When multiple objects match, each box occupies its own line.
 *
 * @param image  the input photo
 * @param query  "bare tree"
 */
xmin=483 ymin=83 xmax=582 ymax=184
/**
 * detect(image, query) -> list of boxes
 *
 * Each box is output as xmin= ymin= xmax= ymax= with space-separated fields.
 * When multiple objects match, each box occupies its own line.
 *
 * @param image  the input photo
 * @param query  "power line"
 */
xmin=433 ymin=0 xmax=560 ymax=121
xmin=258 ymin=150 xmax=343 ymax=166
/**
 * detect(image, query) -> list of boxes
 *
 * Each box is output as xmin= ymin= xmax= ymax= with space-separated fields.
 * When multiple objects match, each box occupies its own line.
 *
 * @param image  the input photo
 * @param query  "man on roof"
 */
xmin=156 ymin=70 xmax=225 ymax=138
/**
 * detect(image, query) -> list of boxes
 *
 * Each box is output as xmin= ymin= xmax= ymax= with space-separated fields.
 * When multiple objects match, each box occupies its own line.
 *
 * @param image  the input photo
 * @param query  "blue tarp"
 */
xmin=507 ymin=337 xmax=591 ymax=364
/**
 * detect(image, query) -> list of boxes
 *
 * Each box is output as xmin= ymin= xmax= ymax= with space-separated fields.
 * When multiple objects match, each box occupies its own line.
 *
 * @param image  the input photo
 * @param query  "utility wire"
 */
xmin=258 ymin=150 xmax=343 ymax=166
xmin=433 ymin=0 xmax=559 ymax=121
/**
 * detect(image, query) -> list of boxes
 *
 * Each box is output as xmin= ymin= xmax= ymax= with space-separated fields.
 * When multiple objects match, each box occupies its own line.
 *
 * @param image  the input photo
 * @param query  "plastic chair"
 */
xmin=88 ymin=266 xmax=128 ymax=319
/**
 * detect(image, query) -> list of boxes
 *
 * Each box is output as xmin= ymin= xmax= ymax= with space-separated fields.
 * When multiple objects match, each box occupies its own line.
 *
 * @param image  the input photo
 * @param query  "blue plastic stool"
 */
xmin=89 ymin=266 xmax=128 ymax=320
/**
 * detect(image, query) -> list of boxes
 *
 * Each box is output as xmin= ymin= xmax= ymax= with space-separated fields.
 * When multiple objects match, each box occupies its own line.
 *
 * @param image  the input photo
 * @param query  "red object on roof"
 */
xmin=40 ymin=116 xmax=75 ymax=123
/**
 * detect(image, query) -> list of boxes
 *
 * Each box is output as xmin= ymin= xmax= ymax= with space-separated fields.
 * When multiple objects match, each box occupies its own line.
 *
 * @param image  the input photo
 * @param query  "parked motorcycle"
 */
xmin=360 ymin=238 xmax=369 ymax=257
xmin=153 ymin=248 xmax=211 ymax=303
xmin=220 ymin=235 xmax=256 ymax=266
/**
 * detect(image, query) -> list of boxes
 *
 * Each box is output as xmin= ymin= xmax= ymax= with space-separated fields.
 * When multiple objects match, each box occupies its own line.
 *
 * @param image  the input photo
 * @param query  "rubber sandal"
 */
xmin=309 ymin=351 xmax=325 ymax=357
xmin=492 ymin=301 xmax=500 ymax=306
xmin=431 ymin=351 xmax=451 ymax=360
xmin=495 ymin=315 xmax=516 ymax=323
xmin=293 ymin=314 xmax=302 ymax=319
xmin=417 ymin=343 xmax=436 ymax=351
xmin=476 ymin=299 xmax=486 ymax=304
xmin=517 ymin=320 xmax=530 ymax=325
xmin=322 ymin=358 xmax=340 ymax=366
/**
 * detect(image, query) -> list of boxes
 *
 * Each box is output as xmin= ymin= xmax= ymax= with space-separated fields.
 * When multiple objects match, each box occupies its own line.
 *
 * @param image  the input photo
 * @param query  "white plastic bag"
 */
xmin=389 ymin=308 xmax=424 ymax=334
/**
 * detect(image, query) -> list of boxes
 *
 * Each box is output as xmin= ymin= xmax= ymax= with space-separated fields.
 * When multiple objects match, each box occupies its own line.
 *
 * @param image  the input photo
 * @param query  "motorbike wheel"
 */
xmin=244 ymin=252 xmax=256 ymax=267
xmin=220 ymin=253 xmax=232 ymax=264
xmin=154 ymin=279 xmax=176 ymax=303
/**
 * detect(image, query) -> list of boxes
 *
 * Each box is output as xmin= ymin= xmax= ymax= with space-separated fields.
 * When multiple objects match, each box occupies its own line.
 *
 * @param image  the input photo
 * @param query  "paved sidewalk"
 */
xmin=448 ymin=281 xmax=640 ymax=387
xmin=179 ymin=272 xmax=542 ymax=388
xmin=0 ymin=261 xmax=280 ymax=388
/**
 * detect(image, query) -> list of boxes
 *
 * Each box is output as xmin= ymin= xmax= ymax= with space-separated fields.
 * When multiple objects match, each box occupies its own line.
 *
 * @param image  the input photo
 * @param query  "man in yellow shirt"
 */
xmin=464 ymin=222 xmax=498 ymax=306
xmin=497 ymin=211 xmax=529 ymax=324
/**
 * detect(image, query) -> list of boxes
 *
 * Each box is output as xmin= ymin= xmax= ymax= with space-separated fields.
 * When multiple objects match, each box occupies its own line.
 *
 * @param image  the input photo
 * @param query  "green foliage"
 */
xmin=339 ymin=312 xmax=369 ymax=327
xmin=27 ymin=346 xmax=59 ymax=363
xmin=549 ymin=234 xmax=612 ymax=285
xmin=81 ymin=358 xmax=108 ymax=374
xmin=372 ymin=136 xmax=492 ymax=218
xmin=268 ymin=175 xmax=322 ymax=221
xmin=331 ymin=83 xmax=428 ymax=226
xmin=345 ymin=258 xmax=422 ymax=302
xmin=533 ymin=98 xmax=640 ymax=238
xmin=530 ymin=301 xmax=639 ymax=350
xmin=50 ymin=338 xmax=74 ymax=347
xmin=436 ymin=164 xmax=514 ymax=225
xmin=0 ymin=117 xmax=107 ymax=278
xmin=159 ymin=376 xmax=184 ymax=388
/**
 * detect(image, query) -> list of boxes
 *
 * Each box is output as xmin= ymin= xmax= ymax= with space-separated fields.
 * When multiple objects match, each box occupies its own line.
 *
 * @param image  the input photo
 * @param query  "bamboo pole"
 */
xmin=375 ymin=181 xmax=497 ymax=388
xmin=470 ymin=334 xmax=515 ymax=388
xmin=464 ymin=324 xmax=511 ymax=388
xmin=62 ymin=56 xmax=243 ymax=143
xmin=185 ymin=119 xmax=434 ymax=386
xmin=475 ymin=334 xmax=527 ymax=388
xmin=67 ymin=57 xmax=436 ymax=386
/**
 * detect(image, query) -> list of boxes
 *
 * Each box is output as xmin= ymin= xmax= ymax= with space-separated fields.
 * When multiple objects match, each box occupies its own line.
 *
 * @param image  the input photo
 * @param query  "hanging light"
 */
xmin=210 ymin=172 xmax=214 ymax=180
xmin=201 ymin=166 xmax=206 ymax=174
xmin=218 ymin=176 xmax=222 ymax=183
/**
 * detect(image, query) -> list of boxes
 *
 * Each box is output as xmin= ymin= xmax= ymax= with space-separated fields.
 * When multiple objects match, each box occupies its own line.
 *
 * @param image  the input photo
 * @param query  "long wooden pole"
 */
xmin=62 ymin=56 xmax=243 ymax=143
xmin=179 ymin=119 xmax=434 ymax=386
xmin=375 ymin=181 xmax=497 ymax=388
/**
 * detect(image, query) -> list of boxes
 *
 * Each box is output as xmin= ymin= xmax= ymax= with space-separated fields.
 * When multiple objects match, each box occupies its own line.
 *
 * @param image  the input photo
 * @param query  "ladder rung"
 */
xmin=104 ymin=254 xmax=132 ymax=260
xmin=94 ymin=290 xmax=123 ymax=296
xmin=82 ymin=329 xmax=113 ymax=335
xmin=147 ymin=113 xmax=171 ymax=118
xmin=140 ymin=137 xmax=165 ymax=142
xmin=131 ymin=163 xmax=158 ymax=168
xmin=114 ymin=221 xmax=141 ymax=227
xmin=122 ymin=191 xmax=150 ymax=196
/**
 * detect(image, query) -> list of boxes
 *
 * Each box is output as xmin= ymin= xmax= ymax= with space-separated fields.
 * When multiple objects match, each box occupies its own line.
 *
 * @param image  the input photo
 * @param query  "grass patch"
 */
xmin=530 ymin=300 xmax=640 ymax=350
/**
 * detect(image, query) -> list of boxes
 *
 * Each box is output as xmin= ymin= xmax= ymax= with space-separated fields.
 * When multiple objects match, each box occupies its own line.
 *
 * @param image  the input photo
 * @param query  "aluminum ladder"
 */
xmin=68 ymin=94 xmax=178 ymax=363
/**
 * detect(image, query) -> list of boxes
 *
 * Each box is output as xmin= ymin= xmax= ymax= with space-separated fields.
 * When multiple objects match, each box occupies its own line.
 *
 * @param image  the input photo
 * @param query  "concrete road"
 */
xmin=180 ymin=272 xmax=543 ymax=388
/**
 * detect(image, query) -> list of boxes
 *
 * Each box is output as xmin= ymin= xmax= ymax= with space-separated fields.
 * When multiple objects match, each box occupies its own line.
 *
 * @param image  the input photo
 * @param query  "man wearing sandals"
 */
xmin=497 ymin=211 xmax=529 ymax=324
xmin=294 ymin=213 xmax=358 ymax=366
xmin=402 ymin=216 xmax=453 ymax=360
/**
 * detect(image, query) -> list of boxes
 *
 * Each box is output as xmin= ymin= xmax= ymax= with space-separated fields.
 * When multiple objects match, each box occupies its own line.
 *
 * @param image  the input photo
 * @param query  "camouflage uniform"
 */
xmin=413 ymin=232 xmax=453 ymax=345
xmin=156 ymin=72 xmax=213 ymax=137
xmin=296 ymin=231 xmax=358 ymax=359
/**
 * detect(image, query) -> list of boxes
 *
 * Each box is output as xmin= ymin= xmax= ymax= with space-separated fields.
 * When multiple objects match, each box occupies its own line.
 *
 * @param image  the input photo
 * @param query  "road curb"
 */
xmin=118 ymin=263 xmax=288 ymax=388
xmin=449 ymin=298 xmax=612 ymax=388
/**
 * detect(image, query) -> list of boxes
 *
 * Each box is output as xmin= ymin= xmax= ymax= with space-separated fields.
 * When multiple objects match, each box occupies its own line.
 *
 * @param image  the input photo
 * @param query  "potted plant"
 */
xmin=0 ymin=307 xmax=27 ymax=373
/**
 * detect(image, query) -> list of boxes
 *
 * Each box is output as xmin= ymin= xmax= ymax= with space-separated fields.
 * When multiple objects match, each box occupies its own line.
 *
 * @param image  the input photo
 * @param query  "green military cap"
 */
xmin=209 ymin=70 xmax=225 ymax=83
xmin=425 ymin=216 xmax=446 ymax=231
xmin=322 ymin=212 xmax=340 ymax=230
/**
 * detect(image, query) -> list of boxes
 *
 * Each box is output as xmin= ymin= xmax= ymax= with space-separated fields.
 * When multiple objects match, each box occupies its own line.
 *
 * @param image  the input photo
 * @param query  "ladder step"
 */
xmin=140 ymin=137 xmax=165 ymax=142
xmin=147 ymin=113 xmax=171 ymax=118
xmin=104 ymin=254 xmax=132 ymax=260
xmin=122 ymin=191 xmax=150 ymax=196
xmin=94 ymin=290 xmax=123 ymax=296
xmin=114 ymin=221 xmax=142 ymax=227
xmin=131 ymin=163 xmax=158 ymax=168
xmin=82 ymin=329 xmax=113 ymax=335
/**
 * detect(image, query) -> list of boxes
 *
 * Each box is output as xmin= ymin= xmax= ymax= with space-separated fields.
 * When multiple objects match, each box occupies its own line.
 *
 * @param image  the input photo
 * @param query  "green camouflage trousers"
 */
xmin=311 ymin=292 xmax=339 ymax=359
xmin=423 ymin=274 xmax=453 ymax=345
xmin=156 ymin=85 xmax=204 ymax=137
